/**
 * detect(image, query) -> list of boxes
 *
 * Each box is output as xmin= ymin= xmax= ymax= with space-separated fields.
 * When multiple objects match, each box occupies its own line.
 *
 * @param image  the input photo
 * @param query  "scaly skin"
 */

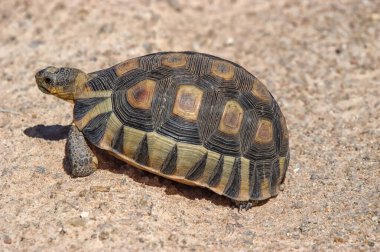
xmin=66 ymin=125 xmax=98 ymax=177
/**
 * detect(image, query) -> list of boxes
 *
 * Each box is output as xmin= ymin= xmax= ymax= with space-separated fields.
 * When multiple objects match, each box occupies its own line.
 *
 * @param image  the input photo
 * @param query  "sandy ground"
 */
xmin=0 ymin=0 xmax=379 ymax=251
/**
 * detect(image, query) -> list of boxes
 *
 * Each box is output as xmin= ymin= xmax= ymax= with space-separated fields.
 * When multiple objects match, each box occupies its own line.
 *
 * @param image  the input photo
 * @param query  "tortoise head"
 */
xmin=35 ymin=66 xmax=89 ymax=101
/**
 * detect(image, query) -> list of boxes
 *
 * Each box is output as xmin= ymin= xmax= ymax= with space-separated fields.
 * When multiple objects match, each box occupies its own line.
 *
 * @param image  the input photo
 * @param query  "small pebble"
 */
xmin=98 ymin=23 xmax=114 ymax=34
xmin=67 ymin=217 xmax=87 ymax=227
xmin=90 ymin=186 xmax=110 ymax=192
xmin=243 ymin=230 xmax=255 ymax=237
xmin=293 ymin=163 xmax=301 ymax=173
xmin=78 ymin=190 xmax=87 ymax=197
xmin=310 ymin=173 xmax=319 ymax=180
xmin=3 ymin=235 xmax=12 ymax=244
xmin=167 ymin=0 xmax=181 ymax=11
xmin=225 ymin=37 xmax=235 ymax=46
xmin=59 ymin=228 xmax=66 ymax=235
xmin=279 ymin=184 xmax=285 ymax=191
xmin=80 ymin=211 xmax=89 ymax=219
xmin=35 ymin=166 xmax=46 ymax=174
xmin=29 ymin=40 xmax=44 ymax=48
xmin=136 ymin=222 xmax=145 ymax=231
xmin=333 ymin=236 xmax=344 ymax=243
xmin=299 ymin=220 xmax=311 ymax=233
xmin=291 ymin=201 xmax=304 ymax=209
xmin=168 ymin=232 xmax=177 ymax=241
xmin=1 ymin=167 xmax=13 ymax=177
xmin=142 ymin=42 xmax=153 ymax=53
xmin=99 ymin=231 xmax=109 ymax=240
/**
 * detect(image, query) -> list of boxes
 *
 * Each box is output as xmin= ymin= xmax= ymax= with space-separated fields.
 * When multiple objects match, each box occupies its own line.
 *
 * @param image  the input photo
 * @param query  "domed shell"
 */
xmin=73 ymin=52 xmax=289 ymax=202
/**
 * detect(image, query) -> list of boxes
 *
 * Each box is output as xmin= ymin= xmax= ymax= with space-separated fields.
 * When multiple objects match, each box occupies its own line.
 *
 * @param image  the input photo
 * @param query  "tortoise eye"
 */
xmin=44 ymin=77 xmax=53 ymax=84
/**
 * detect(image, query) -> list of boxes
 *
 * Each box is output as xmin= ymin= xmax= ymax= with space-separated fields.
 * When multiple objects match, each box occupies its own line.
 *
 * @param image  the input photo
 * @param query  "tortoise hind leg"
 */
xmin=233 ymin=200 xmax=264 ymax=211
xmin=66 ymin=125 xmax=98 ymax=177
xmin=233 ymin=200 xmax=254 ymax=211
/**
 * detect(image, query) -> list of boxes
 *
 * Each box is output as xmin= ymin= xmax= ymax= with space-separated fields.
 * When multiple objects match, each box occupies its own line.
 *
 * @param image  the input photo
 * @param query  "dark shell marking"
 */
xmin=73 ymin=51 xmax=289 ymax=201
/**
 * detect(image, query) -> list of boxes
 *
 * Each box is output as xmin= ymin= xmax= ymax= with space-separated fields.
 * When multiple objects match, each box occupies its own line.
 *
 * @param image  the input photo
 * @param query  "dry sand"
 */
xmin=0 ymin=0 xmax=379 ymax=251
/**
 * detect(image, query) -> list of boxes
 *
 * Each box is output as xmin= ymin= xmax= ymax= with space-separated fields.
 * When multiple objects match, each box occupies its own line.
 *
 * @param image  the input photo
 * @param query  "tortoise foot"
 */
xmin=66 ymin=125 xmax=98 ymax=177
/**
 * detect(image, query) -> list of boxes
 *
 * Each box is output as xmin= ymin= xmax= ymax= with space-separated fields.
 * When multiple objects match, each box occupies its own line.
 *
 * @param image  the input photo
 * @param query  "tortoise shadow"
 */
xmin=24 ymin=124 xmax=70 ymax=141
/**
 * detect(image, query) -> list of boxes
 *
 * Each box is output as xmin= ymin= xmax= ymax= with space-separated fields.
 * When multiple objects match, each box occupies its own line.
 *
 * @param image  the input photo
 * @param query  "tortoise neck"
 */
xmin=73 ymin=72 xmax=91 ymax=99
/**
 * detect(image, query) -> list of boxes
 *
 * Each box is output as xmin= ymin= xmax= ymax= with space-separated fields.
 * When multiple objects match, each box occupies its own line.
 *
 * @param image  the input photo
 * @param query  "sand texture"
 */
xmin=0 ymin=0 xmax=379 ymax=251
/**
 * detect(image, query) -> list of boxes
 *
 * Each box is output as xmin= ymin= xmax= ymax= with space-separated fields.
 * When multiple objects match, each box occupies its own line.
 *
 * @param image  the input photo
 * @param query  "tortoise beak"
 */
xmin=37 ymin=84 xmax=50 ymax=94
xmin=35 ymin=71 xmax=50 ymax=94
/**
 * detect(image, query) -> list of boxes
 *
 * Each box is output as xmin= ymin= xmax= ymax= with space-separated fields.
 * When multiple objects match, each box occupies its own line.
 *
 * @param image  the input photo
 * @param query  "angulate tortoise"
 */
xmin=35 ymin=51 xmax=289 ymax=208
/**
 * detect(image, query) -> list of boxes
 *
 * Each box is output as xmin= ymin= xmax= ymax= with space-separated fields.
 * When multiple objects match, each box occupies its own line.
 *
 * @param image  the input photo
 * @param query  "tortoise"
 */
xmin=35 ymin=51 xmax=289 ymax=208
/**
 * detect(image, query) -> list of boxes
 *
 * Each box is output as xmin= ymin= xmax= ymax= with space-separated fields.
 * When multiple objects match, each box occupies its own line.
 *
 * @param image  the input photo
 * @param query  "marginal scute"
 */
xmin=280 ymin=114 xmax=289 ymax=139
xmin=249 ymin=161 xmax=260 ymax=199
xmin=161 ymin=53 xmax=188 ymax=68
xmin=214 ymin=156 xmax=235 ymax=192
xmin=134 ymin=134 xmax=149 ymax=166
xmin=239 ymin=158 xmax=250 ymax=200
xmin=172 ymin=85 xmax=203 ymax=121
xmin=218 ymin=100 xmax=244 ymax=135
xmin=185 ymin=152 xmax=208 ymax=181
xmin=260 ymin=178 xmax=271 ymax=199
xmin=175 ymin=143 xmax=207 ymax=178
xmin=74 ymin=96 xmax=109 ymax=121
xmin=111 ymin=126 xmax=124 ymax=153
xmin=211 ymin=60 xmax=235 ymax=80
xmin=115 ymin=58 xmax=140 ymax=76
xmin=254 ymin=118 xmax=273 ymax=144
xmin=160 ymin=144 xmax=178 ymax=175
xmin=279 ymin=156 xmax=287 ymax=181
xmin=75 ymin=98 xmax=112 ymax=130
xmin=252 ymin=79 xmax=272 ymax=103
xmin=82 ymin=112 xmax=112 ymax=145
xmin=223 ymin=158 xmax=241 ymax=199
xmin=127 ymin=79 xmax=156 ymax=110
xmin=147 ymin=132 xmax=177 ymax=170
xmin=122 ymin=126 xmax=146 ymax=159
xmin=200 ymin=152 xmax=221 ymax=185
xmin=270 ymin=159 xmax=280 ymax=195
xmin=207 ymin=154 xmax=224 ymax=187
xmin=99 ymin=112 xmax=123 ymax=148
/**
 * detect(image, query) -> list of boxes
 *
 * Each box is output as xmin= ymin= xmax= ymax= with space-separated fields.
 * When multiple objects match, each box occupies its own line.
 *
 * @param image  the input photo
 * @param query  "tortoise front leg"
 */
xmin=66 ymin=125 xmax=98 ymax=177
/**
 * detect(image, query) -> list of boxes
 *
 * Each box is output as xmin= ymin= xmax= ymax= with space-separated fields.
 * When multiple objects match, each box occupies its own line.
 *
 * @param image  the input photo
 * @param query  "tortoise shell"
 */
xmin=73 ymin=51 xmax=289 ymax=202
